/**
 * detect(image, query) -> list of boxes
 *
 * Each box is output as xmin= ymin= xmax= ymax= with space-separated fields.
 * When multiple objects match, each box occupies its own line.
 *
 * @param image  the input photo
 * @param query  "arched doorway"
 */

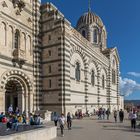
xmin=0 ymin=70 xmax=33 ymax=115
xmin=5 ymin=80 xmax=23 ymax=113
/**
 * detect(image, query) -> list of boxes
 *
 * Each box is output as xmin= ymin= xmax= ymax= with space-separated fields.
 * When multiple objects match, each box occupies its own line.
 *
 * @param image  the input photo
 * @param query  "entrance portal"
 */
xmin=5 ymin=80 xmax=23 ymax=113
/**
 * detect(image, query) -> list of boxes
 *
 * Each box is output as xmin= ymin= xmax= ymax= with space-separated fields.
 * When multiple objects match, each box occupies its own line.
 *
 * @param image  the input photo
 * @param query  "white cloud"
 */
xmin=120 ymin=77 xmax=140 ymax=96
xmin=127 ymin=72 xmax=140 ymax=77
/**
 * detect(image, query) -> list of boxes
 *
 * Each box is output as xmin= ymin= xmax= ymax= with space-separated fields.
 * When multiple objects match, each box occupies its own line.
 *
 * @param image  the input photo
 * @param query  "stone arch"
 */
xmin=111 ymin=55 xmax=119 ymax=67
xmin=0 ymin=70 xmax=33 ymax=113
xmin=70 ymin=51 xmax=85 ymax=80
xmin=0 ymin=70 xmax=33 ymax=92
xmin=100 ymin=67 xmax=108 ymax=88
xmin=93 ymin=26 xmax=99 ymax=43
xmin=70 ymin=46 xmax=87 ymax=69
xmin=88 ymin=59 xmax=99 ymax=86
xmin=89 ymin=59 xmax=101 ymax=76
xmin=88 ymin=59 xmax=99 ymax=72
xmin=70 ymin=47 xmax=86 ymax=104
xmin=70 ymin=49 xmax=87 ymax=85
xmin=111 ymin=55 xmax=118 ymax=85
xmin=100 ymin=67 xmax=108 ymax=77
xmin=101 ymin=26 xmax=107 ymax=48
xmin=102 ymin=27 xmax=107 ymax=38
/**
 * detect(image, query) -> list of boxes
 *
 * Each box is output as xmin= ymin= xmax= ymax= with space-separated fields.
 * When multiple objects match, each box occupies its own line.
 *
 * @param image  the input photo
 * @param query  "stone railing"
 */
xmin=0 ymin=126 xmax=57 ymax=140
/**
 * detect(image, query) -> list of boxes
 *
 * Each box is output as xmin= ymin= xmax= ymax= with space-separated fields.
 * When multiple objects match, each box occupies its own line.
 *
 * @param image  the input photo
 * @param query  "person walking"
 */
xmin=67 ymin=112 xmax=72 ymax=130
xmin=53 ymin=112 xmax=58 ymax=126
xmin=129 ymin=110 xmax=137 ymax=131
xmin=58 ymin=113 xmax=66 ymax=137
xmin=119 ymin=109 xmax=124 ymax=123
xmin=114 ymin=110 xmax=117 ymax=123
xmin=106 ymin=108 xmax=110 ymax=120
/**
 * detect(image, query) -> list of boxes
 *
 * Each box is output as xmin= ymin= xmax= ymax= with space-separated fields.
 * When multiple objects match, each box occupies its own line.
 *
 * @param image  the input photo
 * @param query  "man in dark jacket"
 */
xmin=119 ymin=109 xmax=124 ymax=123
xmin=67 ymin=112 xmax=72 ymax=130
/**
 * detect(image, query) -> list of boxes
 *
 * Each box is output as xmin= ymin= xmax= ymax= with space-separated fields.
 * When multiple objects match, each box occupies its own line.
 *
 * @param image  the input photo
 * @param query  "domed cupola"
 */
xmin=76 ymin=12 xmax=103 ymax=28
xmin=76 ymin=8 xmax=107 ymax=49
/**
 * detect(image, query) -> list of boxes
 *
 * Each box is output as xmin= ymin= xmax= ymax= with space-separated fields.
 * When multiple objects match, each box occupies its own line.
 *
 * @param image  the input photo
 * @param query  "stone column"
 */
xmin=11 ymin=95 xmax=14 ymax=107
xmin=29 ymin=92 xmax=33 ymax=113
xmin=18 ymin=92 xmax=24 ymax=113
xmin=97 ymin=67 xmax=101 ymax=109
xmin=84 ymin=63 xmax=89 ymax=112
xmin=25 ymin=93 xmax=29 ymax=117
xmin=87 ymin=27 xmax=92 ymax=43
xmin=116 ymin=65 xmax=120 ymax=110
xmin=0 ymin=90 xmax=5 ymax=113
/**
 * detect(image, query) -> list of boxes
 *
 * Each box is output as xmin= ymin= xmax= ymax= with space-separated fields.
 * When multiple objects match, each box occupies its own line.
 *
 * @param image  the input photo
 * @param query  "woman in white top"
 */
xmin=59 ymin=113 xmax=66 ymax=137
xmin=129 ymin=110 xmax=137 ymax=131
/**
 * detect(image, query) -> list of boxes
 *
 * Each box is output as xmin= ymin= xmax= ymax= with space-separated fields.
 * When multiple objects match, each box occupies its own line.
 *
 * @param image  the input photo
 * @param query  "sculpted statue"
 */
xmin=12 ymin=0 xmax=25 ymax=12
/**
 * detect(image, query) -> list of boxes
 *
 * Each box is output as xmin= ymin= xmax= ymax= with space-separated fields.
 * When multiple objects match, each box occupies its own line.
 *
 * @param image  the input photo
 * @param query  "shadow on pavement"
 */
xmin=102 ymin=124 xmax=140 ymax=133
xmin=103 ymin=127 xmax=140 ymax=133
xmin=103 ymin=127 xmax=131 ymax=132
xmin=135 ymin=135 xmax=140 ymax=137
xmin=98 ymin=121 xmax=114 ymax=123
xmin=103 ymin=124 xmax=130 ymax=128
xmin=57 ymin=126 xmax=83 ymax=130
xmin=57 ymin=126 xmax=83 ymax=137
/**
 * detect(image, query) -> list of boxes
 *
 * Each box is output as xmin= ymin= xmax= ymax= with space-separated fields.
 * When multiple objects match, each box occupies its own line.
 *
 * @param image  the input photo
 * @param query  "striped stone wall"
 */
xmin=40 ymin=2 xmax=121 ymax=115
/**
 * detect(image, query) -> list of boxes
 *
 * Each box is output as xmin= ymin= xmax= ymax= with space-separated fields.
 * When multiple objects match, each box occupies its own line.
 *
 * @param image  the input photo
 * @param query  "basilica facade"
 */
xmin=0 ymin=0 xmax=123 ymax=115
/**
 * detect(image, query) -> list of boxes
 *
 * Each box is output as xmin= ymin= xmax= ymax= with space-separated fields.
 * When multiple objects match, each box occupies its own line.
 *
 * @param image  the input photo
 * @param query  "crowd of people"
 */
xmin=52 ymin=108 xmax=140 ymax=137
xmin=0 ymin=105 xmax=43 ymax=132
xmin=52 ymin=112 xmax=72 ymax=137
xmin=0 ymin=105 xmax=139 ymax=136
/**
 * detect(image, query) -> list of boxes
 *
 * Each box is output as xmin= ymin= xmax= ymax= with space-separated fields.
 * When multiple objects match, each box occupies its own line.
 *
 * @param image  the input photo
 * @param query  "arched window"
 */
xmin=21 ymin=32 xmax=26 ymax=50
xmin=91 ymin=70 xmax=95 ymax=86
xmin=75 ymin=62 xmax=80 ymax=81
xmin=112 ymin=69 xmax=116 ymax=84
xmin=14 ymin=29 xmax=20 ymax=48
xmin=9 ymin=26 xmax=13 ymax=48
xmin=112 ymin=59 xmax=116 ymax=84
xmin=102 ymin=75 xmax=105 ymax=89
xmin=102 ymin=30 xmax=106 ymax=45
xmin=82 ymin=30 xmax=86 ymax=38
xmin=113 ymin=60 xmax=115 ymax=68
xmin=1 ymin=22 xmax=6 ymax=46
xmin=27 ymin=35 xmax=32 ymax=55
xmin=93 ymin=28 xmax=98 ymax=43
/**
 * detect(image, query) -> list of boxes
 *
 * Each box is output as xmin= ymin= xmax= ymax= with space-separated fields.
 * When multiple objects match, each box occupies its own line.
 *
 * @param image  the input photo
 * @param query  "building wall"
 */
xmin=41 ymin=4 xmax=65 ymax=113
xmin=41 ymin=3 xmax=121 ymax=115
xmin=0 ymin=1 xmax=123 ymax=115
xmin=0 ymin=0 xmax=40 ymax=113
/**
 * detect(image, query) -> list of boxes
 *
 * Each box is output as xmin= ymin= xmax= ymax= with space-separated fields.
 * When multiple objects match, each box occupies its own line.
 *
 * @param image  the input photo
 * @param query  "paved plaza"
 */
xmin=55 ymin=115 xmax=140 ymax=140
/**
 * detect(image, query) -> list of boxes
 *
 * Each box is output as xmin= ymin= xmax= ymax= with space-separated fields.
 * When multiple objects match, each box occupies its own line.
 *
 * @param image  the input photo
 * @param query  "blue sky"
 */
xmin=42 ymin=0 xmax=140 ymax=100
